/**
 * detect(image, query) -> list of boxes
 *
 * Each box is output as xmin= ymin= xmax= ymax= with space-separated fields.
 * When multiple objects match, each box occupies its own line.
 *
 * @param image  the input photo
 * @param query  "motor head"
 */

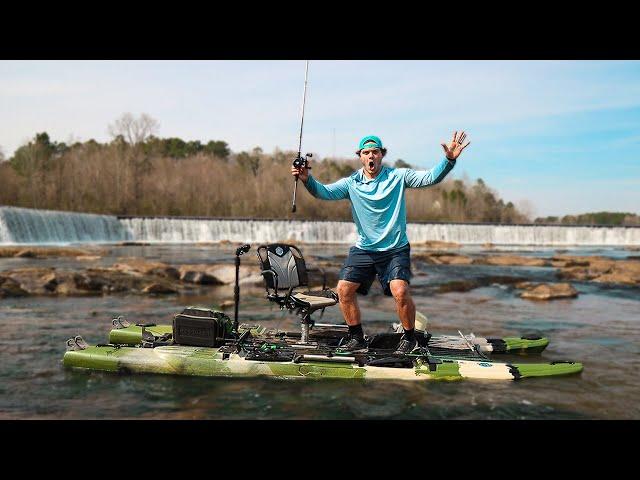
xmin=236 ymin=244 xmax=251 ymax=256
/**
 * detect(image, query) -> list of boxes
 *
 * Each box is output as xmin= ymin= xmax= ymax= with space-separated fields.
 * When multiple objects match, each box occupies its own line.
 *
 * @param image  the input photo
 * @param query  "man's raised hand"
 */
xmin=441 ymin=131 xmax=470 ymax=161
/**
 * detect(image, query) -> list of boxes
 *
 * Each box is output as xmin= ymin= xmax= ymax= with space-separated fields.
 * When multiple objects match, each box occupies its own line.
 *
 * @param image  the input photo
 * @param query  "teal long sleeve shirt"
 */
xmin=304 ymin=157 xmax=456 ymax=251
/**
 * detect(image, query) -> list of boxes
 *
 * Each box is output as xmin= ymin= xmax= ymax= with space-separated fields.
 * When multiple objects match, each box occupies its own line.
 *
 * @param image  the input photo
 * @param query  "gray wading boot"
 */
xmin=394 ymin=334 xmax=418 ymax=355
xmin=336 ymin=335 xmax=369 ymax=354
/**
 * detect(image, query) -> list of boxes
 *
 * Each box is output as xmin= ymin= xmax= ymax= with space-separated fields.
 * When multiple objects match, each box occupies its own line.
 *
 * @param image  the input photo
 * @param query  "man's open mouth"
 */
xmin=369 ymin=161 xmax=374 ymax=169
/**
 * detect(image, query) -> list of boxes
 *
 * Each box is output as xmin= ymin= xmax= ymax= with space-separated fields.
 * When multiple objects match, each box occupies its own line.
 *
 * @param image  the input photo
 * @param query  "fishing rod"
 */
xmin=291 ymin=60 xmax=312 ymax=213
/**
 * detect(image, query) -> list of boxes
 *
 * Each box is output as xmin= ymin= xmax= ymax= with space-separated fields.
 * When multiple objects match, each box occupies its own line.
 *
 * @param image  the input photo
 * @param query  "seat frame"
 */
xmin=256 ymin=244 xmax=339 ymax=343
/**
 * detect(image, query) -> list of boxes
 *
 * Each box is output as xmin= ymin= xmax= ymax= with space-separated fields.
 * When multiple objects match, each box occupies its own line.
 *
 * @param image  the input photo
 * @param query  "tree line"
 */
xmin=534 ymin=212 xmax=640 ymax=226
xmin=0 ymin=113 xmax=534 ymax=222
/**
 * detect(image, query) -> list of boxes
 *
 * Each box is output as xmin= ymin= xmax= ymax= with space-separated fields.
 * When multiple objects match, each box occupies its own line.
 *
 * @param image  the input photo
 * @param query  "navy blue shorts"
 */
xmin=338 ymin=244 xmax=412 ymax=296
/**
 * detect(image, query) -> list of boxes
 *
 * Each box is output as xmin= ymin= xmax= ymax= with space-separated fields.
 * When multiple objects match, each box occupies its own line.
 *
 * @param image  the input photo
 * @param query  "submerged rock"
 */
xmin=0 ymin=265 xmax=190 ymax=296
xmin=14 ymin=249 xmax=37 ymax=258
xmin=113 ymin=259 xmax=180 ymax=279
xmin=204 ymin=264 xmax=257 ymax=284
xmin=412 ymin=252 xmax=474 ymax=265
xmin=5 ymin=268 xmax=58 ymax=295
xmin=73 ymin=271 xmax=110 ymax=292
xmin=437 ymin=280 xmax=479 ymax=293
xmin=550 ymin=258 xmax=590 ymax=268
xmin=555 ymin=256 xmax=640 ymax=286
xmin=0 ymin=260 xmax=255 ymax=297
xmin=0 ymin=246 xmax=107 ymax=258
xmin=0 ymin=276 xmax=29 ymax=297
xmin=592 ymin=272 xmax=638 ymax=286
xmin=174 ymin=263 xmax=261 ymax=285
xmin=178 ymin=267 xmax=222 ymax=285
xmin=434 ymin=255 xmax=474 ymax=265
xmin=41 ymin=272 xmax=59 ymax=292
xmin=485 ymin=275 xmax=524 ymax=286
xmin=239 ymin=275 xmax=266 ymax=286
xmin=520 ymin=283 xmax=578 ymax=301
xmin=478 ymin=255 xmax=549 ymax=267
xmin=219 ymin=300 xmax=235 ymax=310
xmin=143 ymin=283 xmax=178 ymax=294
xmin=437 ymin=276 xmax=522 ymax=294
xmin=557 ymin=267 xmax=591 ymax=282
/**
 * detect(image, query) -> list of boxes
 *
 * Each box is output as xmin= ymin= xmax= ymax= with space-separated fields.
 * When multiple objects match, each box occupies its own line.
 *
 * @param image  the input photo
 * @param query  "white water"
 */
xmin=406 ymin=223 xmax=640 ymax=246
xmin=0 ymin=206 xmax=131 ymax=244
xmin=123 ymin=217 xmax=640 ymax=246
xmin=119 ymin=218 xmax=358 ymax=244
xmin=2 ymin=207 xmax=639 ymax=246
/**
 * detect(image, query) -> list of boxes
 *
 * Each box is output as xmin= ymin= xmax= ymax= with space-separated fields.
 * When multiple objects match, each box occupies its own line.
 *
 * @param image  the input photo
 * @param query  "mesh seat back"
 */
xmin=257 ymin=244 xmax=308 ymax=291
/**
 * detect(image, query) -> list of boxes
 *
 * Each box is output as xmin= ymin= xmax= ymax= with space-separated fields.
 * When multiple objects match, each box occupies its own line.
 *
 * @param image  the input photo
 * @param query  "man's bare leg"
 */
xmin=336 ymin=280 xmax=361 ymax=326
xmin=389 ymin=279 xmax=416 ymax=330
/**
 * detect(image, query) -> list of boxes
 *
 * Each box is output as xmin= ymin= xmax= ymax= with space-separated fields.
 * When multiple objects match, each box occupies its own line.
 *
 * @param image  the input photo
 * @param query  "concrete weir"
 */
xmin=119 ymin=216 xmax=640 ymax=246
xmin=0 ymin=206 xmax=131 ymax=244
xmin=1 ymin=207 xmax=639 ymax=246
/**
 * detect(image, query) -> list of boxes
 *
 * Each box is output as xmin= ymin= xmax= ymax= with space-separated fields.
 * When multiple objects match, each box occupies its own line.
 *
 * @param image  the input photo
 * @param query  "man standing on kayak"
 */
xmin=291 ymin=132 xmax=470 ymax=354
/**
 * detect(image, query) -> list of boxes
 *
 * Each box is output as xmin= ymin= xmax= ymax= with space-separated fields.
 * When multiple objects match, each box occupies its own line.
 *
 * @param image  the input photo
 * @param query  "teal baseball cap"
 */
xmin=358 ymin=135 xmax=383 ymax=151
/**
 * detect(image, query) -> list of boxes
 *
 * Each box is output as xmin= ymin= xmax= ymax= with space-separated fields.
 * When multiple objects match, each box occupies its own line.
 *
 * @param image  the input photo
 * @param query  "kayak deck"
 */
xmin=63 ymin=343 xmax=582 ymax=381
xmin=108 ymin=323 xmax=550 ymax=355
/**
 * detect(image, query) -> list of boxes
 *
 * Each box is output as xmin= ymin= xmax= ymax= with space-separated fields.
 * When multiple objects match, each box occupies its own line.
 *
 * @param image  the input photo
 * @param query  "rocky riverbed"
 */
xmin=1 ymin=246 xmax=638 ymax=301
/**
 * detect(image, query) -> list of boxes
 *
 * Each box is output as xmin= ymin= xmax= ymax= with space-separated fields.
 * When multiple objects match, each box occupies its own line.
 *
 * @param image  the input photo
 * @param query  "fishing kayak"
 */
xmin=108 ymin=321 xmax=550 ymax=355
xmin=63 ymin=341 xmax=582 ymax=381
xmin=64 ymin=307 xmax=578 ymax=382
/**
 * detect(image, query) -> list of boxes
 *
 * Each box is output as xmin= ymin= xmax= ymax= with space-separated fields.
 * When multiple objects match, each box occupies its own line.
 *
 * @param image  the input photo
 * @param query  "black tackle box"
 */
xmin=172 ymin=307 xmax=232 ymax=347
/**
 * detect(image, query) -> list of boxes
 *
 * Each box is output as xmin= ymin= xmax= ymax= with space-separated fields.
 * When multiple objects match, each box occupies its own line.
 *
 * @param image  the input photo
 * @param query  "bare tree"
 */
xmin=516 ymin=199 xmax=535 ymax=222
xmin=0 ymin=145 xmax=5 ymax=162
xmin=107 ymin=113 xmax=160 ymax=213
xmin=108 ymin=113 xmax=160 ymax=145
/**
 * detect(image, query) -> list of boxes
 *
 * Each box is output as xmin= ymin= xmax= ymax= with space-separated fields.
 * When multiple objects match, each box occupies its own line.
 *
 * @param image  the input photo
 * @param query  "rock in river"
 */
xmin=142 ymin=283 xmax=179 ymax=295
xmin=520 ymin=282 xmax=578 ymax=301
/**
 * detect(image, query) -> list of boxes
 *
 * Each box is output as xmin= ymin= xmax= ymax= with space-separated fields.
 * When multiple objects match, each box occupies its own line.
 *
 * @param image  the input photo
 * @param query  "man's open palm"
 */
xmin=441 ymin=131 xmax=470 ymax=161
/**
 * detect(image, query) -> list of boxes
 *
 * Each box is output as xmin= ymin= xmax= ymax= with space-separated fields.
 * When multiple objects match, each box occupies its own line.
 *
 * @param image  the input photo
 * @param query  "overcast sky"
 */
xmin=1 ymin=60 xmax=639 ymax=217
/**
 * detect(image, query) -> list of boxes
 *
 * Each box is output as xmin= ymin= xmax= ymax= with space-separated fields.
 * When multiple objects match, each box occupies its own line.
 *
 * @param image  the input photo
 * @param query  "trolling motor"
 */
xmin=291 ymin=60 xmax=311 ymax=213
xmin=233 ymin=244 xmax=251 ymax=333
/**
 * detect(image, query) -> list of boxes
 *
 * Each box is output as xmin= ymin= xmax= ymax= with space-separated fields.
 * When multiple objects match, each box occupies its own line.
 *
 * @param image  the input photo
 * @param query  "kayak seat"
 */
xmin=291 ymin=290 xmax=338 ymax=308
xmin=257 ymin=244 xmax=338 ymax=324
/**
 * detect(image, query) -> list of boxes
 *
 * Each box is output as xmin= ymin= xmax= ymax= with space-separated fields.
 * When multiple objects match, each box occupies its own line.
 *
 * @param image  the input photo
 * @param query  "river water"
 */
xmin=1 ymin=244 xmax=639 ymax=419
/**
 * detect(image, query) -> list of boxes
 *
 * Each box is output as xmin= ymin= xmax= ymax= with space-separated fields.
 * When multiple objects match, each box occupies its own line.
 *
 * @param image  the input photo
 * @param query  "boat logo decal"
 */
xmin=275 ymin=247 xmax=284 ymax=256
xmin=479 ymin=362 xmax=492 ymax=367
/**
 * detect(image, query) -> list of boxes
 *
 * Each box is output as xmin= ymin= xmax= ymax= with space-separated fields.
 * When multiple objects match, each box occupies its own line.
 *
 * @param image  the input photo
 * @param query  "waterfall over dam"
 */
xmin=118 ymin=217 xmax=358 ymax=244
xmin=0 ymin=207 xmax=131 ymax=244
xmin=1 ymin=207 xmax=639 ymax=246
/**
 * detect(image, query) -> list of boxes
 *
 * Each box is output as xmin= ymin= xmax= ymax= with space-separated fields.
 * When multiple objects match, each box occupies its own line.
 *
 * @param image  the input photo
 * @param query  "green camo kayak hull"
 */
xmin=108 ymin=324 xmax=550 ymax=355
xmin=63 ymin=344 xmax=582 ymax=381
